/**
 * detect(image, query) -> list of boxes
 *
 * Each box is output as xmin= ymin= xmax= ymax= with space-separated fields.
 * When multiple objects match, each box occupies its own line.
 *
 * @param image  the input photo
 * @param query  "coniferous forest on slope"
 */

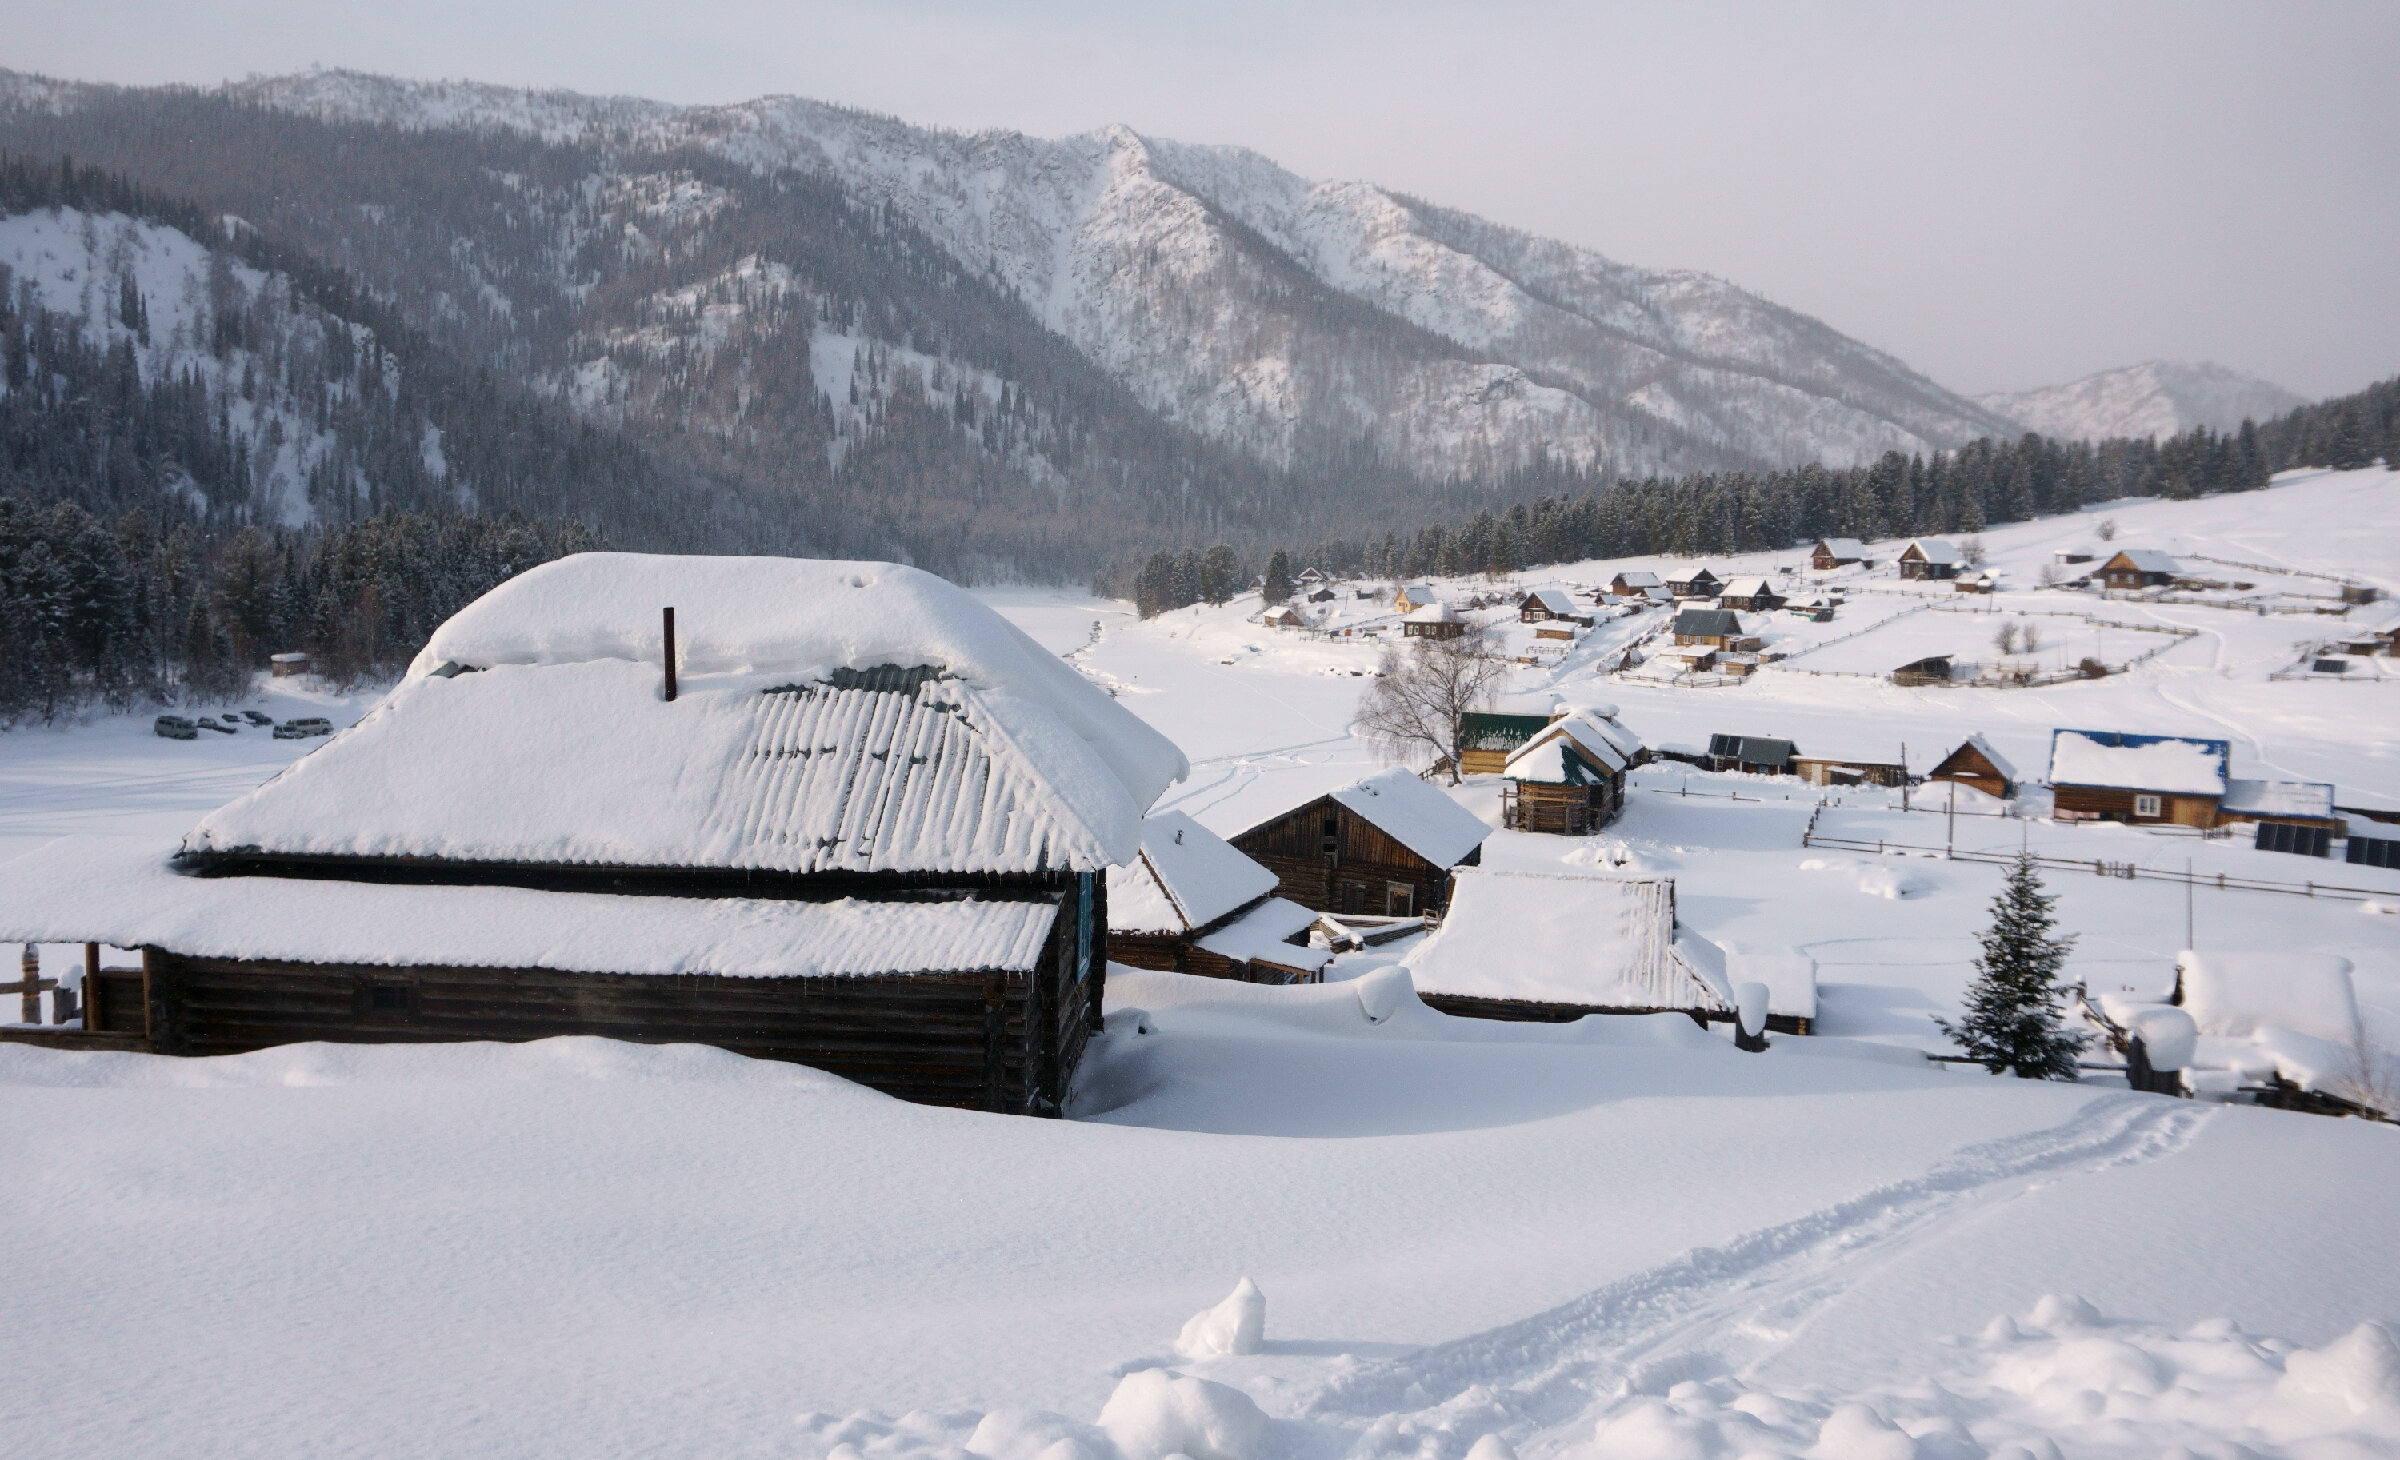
xmin=0 ymin=87 xmax=2392 ymax=719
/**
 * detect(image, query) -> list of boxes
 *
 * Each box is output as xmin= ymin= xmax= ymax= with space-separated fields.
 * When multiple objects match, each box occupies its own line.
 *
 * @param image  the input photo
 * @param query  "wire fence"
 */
xmin=1796 ymin=831 xmax=2397 ymax=902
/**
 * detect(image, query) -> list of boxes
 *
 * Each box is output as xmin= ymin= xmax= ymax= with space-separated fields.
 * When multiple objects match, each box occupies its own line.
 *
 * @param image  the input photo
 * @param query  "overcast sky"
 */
xmin=14 ymin=0 xmax=2397 ymax=399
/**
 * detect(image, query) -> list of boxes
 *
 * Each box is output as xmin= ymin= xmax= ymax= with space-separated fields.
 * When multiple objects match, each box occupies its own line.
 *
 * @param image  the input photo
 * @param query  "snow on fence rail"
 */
xmin=2180 ymin=551 xmax=2366 ymax=589
xmin=1797 ymin=832 xmax=2397 ymax=902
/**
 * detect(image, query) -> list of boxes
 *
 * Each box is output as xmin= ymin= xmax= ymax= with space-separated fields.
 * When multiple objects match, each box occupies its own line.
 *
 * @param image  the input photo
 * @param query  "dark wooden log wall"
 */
xmin=2052 ymin=785 xmax=2220 ymax=827
xmin=1232 ymin=800 xmax=1468 ymax=916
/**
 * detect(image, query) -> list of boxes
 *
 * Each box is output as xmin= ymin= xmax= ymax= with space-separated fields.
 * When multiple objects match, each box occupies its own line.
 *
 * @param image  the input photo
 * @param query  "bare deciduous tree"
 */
xmin=2022 ymin=624 xmax=2043 ymax=654
xmin=1960 ymin=535 xmax=1987 ymax=568
xmin=1994 ymin=622 xmax=2021 ymax=656
xmin=1355 ymin=626 xmax=1511 ymax=784
xmin=2097 ymin=517 xmax=2118 ymax=542
xmin=2335 ymin=1019 xmax=2399 ymax=1122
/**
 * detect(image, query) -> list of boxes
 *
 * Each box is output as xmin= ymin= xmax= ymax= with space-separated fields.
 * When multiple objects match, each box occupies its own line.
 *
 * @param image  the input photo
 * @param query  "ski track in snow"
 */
xmin=1299 ymin=1095 xmax=2210 ymax=1444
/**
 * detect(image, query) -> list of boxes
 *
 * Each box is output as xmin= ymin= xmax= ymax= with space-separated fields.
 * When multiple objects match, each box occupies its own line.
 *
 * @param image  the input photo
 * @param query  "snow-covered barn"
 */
xmin=1405 ymin=870 xmax=1735 ymax=1024
xmin=0 ymin=555 xmax=1189 ymax=1116
xmin=1106 ymin=812 xmax=1329 ymax=984
xmin=1229 ymin=767 xmax=1489 ymax=917
xmin=1927 ymin=734 xmax=2018 ymax=800
xmin=1501 ymin=705 xmax=1645 ymax=835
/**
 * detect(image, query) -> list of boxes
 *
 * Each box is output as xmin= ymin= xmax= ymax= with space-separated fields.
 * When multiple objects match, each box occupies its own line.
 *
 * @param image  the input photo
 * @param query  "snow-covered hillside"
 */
xmin=1980 ymin=360 xmax=2309 ymax=441
xmin=206 ymin=68 xmax=2014 ymax=477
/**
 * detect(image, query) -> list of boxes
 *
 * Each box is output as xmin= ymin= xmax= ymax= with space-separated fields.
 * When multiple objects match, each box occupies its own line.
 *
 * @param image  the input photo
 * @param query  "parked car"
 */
xmin=195 ymin=716 xmax=237 ymax=733
xmin=154 ymin=715 xmax=198 ymax=740
xmin=273 ymin=717 xmax=336 ymax=740
xmin=241 ymin=710 xmax=274 ymax=726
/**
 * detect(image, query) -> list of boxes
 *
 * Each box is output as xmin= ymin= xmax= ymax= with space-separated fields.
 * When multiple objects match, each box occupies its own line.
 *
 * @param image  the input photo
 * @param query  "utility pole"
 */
xmin=2186 ymin=857 xmax=2195 ymax=951
xmin=1947 ymin=777 xmax=1957 ymax=859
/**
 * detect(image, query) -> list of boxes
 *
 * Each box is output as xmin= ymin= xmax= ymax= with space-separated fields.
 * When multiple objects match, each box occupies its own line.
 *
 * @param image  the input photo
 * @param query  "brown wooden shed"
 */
xmin=1229 ymin=767 xmax=1490 ymax=917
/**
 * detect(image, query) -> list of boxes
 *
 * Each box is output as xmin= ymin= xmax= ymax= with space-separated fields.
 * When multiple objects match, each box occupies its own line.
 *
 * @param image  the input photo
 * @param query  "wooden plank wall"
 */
xmin=1231 ymin=800 xmax=1459 ymax=915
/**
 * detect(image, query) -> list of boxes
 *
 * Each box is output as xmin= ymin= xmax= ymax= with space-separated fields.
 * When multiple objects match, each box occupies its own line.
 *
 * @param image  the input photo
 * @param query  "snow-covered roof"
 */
xmin=0 ymin=838 xmax=1057 ymax=978
xmin=1501 ymin=708 xmax=1644 ymax=783
xmin=1320 ymin=768 xmax=1490 ymax=867
xmin=1904 ymin=538 xmax=1962 ymax=565
xmin=1106 ymin=812 xmax=1277 ymax=936
xmin=1815 ymin=538 xmax=1867 ymax=558
xmin=1522 ymin=588 xmax=1578 ymax=614
xmin=2107 ymin=549 xmax=2180 ymax=574
xmin=1611 ymin=570 xmax=1661 ymax=589
xmin=2220 ymin=779 xmax=2336 ymax=819
xmin=1673 ymin=608 xmax=1741 ymax=637
xmin=1396 ymin=582 xmax=1437 ymax=601
xmin=1724 ymin=580 xmax=1777 ymax=598
xmin=2047 ymin=730 xmax=2227 ymax=795
xmin=1944 ymin=733 xmax=2019 ymax=784
xmin=1193 ymin=897 xmax=1330 ymax=975
xmin=2177 ymin=952 xmax=2357 ymax=1046
xmin=1719 ymin=943 xmax=1818 ymax=1021
xmin=1402 ymin=601 xmax=1459 ymax=623
xmin=1406 ymin=870 xmax=1730 ymax=1012
xmin=185 ymin=555 xmax=1187 ymax=876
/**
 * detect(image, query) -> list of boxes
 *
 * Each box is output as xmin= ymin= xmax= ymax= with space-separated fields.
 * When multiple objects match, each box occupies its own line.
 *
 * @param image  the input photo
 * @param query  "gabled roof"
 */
xmin=1723 ymin=579 xmax=1778 ymax=598
xmin=2047 ymin=729 xmax=2228 ymax=796
xmin=1320 ymin=767 xmax=1490 ymax=867
xmin=1610 ymin=570 xmax=1661 ymax=589
xmin=1396 ymin=582 xmax=1437 ymax=601
xmin=1406 ymin=870 xmax=1731 ymax=1012
xmin=1814 ymin=537 xmax=1868 ymax=558
xmin=1902 ymin=538 xmax=1963 ymax=565
xmin=1935 ymin=732 xmax=2018 ymax=785
xmin=1671 ymin=567 xmax=1723 ymax=584
xmin=1106 ymin=811 xmax=1277 ymax=936
xmin=1521 ymin=588 xmax=1579 ymax=615
xmin=1502 ymin=707 xmax=1644 ymax=784
xmin=1193 ymin=896 xmax=1331 ymax=975
xmin=1673 ymin=608 xmax=1742 ymax=637
xmin=185 ymin=555 xmax=1188 ymax=876
xmin=2104 ymin=549 xmax=2180 ymax=574
xmin=1403 ymin=601 xmax=1460 ymax=623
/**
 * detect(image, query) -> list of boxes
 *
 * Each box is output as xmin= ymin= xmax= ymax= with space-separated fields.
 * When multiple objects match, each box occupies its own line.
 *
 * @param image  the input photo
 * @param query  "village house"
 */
xmin=2047 ymin=729 xmax=2227 ymax=826
xmin=1672 ymin=607 xmax=1745 ymax=648
xmin=1260 ymin=604 xmax=1304 ymax=629
xmin=2097 ymin=549 xmax=2180 ymax=591
xmin=0 ymin=555 xmax=1190 ymax=1117
xmin=1403 ymin=871 xmax=1818 ymax=1033
xmin=1394 ymin=582 xmax=1441 ymax=613
xmin=1926 ymin=734 xmax=2018 ymax=799
xmin=1454 ymin=711 xmax=1556 ymax=775
xmin=1716 ymin=579 xmax=1786 ymax=612
xmin=1307 ymin=586 xmax=1338 ymax=604
xmin=1534 ymin=621 xmax=1580 ymax=643
xmin=1897 ymin=538 xmax=1965 ymax=580
xmin=1106 ymin=812 xmax=1331 ymax=983
xmin=1789 ymin=752 xmax=1909 ymax=788
xmin=1402 ymin=601 xmax=1467 ymax=639
xmin=1517 ymin=588 xmax=1592 ymax=626
xmin=1607 ymin=570 xmax=1662 ymax=598
xmin=1500 ymin=705 xmax=1645 ymax=835
xmin=1810 ymin=538 xmax=1868 ymax=570
xmin=1229 ymin=767 xmax=1489 ymax=918
xmin=1665 ymin=567 xmax=1723 ymax=599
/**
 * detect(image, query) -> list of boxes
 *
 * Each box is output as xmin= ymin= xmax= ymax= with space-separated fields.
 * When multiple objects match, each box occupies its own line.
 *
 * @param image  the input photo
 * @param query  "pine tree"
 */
xmin=1935 ymin=854 xmax=2085 ymax=1079
xmin=1261 ymin=549 xmax=1293 ymax=605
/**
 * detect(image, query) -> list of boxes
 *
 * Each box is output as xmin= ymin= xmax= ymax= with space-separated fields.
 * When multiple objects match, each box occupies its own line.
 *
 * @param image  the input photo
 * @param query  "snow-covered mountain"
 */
xmin=1978 ymin=361 xmax=2307 ymax=442
xmin=212 ymin=69 xmax=2014 ymax=478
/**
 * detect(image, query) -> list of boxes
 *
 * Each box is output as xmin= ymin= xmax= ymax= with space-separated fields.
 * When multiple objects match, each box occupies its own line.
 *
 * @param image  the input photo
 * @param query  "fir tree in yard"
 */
xmin=1936 ymin=854 xmax=2086 ymax=1079
xmin=1261 ymin=550 xmax=1294 ymax=605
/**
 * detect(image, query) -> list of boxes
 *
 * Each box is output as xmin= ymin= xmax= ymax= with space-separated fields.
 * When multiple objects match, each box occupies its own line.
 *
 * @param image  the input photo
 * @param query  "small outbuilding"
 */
xmin=1229 ymin=767 xmax=1489 ymax=917
xmin=1897 ymin=539 xmax=1964 ymax=580
xmin=1261 ymin=604 xmax=1304 ymax=629
xmin=1106 ymin=812 xmax=1331 ymax=984
xmin=1454 ymin=711 xmax=1555 ymax=775
xmin=1926 ymin=734 xmax=2018 ymax=799
xmin=1704 ymin=733 xmax=1796 ymax=775
xmin=1608 ymin=570 xmax=1663 ymax=598
xmin=1891 ymin=654 xmax=1954 ymax=687
xmin=1789 ymin=753 xmax=1908 ymax=788
xmin=2098 ymin=549 xmax=2179 ymax=591
xmin=1810 ymin=538 xmax=1868 ymax=570
xmin=268 ymin=651 xmax=311 ymax=677
xmin=2048 ymin=729 xmax=2227 ymax=826
xmin=1501 ymin=705 xmax=1644 ymax=834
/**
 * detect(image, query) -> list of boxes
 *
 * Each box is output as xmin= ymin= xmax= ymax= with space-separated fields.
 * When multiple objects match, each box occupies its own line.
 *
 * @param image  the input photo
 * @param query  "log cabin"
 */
xmin=1105 ymin=812 xmax=1330 ymax=983
xmin=1715 ymin=579 xmax=1786 ymax=611
xmin=1517 ymin=588 xmax=1591 ymax=626
xmin=2047 ymin=729 xmax=2227 ymax=827
xmin=1607 ymin=570 xmax=1662 ymax=598
xmin=1500 ymin=706 xmax=1644 ymax=834
xmin=1402 ymin=602 xmax=1467 ymax=639
xmin=1926 ymin=734 xmax=2018 ymax=799
xmin=1897 ymin=538 xmax=1963 ymax=580
xmin=1810 ymin=538 xmax=1867 ymax=570
xmin=1455 ymin=711 xmax=1555 ymax=775
xmin=1672 ymin=608 xmax=1744 ymax=647
xmin=1664 ymin=567 xmax=1723 ymax=599
xmin=1228 ymin=767 xmax=1489 ymax=917
xmin=2097 ymin=549 xmax=2179 ymax=590
xmin=0 ymin=554 xmax=1191 ymax=1117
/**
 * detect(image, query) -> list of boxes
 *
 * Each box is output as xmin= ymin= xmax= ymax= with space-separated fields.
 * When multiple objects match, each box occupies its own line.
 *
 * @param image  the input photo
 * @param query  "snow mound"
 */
xmin=1799 ymin=857 xmax=1929 ymax=899
xmin=1173 ymin=1277 xmax=1265 ymax=1359
xmin=966 ymin=1409 xmax=1117 ymax=1460
xmin=2279 ymin=1323 xmax=2400 ymax=1415
xmin=1354 ymin=965 xmax=1416 ymax=1024
xmin=1097 ymin=1369 xmax=1267 ymax=1460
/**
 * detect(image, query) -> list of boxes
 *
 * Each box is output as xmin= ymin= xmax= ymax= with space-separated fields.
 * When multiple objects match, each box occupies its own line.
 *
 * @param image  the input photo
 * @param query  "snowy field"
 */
xmin=4 ymin=470 xmax=2400 ymax=1458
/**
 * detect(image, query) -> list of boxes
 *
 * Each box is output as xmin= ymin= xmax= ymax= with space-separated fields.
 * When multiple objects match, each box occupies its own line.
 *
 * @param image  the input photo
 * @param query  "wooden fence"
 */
xmin=1797 ymin=831 xmax=2398 ymax=902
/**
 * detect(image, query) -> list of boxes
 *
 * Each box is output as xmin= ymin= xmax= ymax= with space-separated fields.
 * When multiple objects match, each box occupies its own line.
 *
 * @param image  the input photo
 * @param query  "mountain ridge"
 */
xmin=1977 ymin=360 xmax=2308 ymax=442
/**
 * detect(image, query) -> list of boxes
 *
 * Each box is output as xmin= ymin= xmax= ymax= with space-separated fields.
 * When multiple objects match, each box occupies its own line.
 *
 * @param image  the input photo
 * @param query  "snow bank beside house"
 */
xmin=2179 ymin=952 xmax=2359 ymax=1045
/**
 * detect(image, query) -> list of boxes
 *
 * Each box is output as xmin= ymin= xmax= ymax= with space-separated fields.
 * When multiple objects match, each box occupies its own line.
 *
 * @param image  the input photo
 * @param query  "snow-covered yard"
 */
xmin=3 ymin=468 xmax=2400 ymax=1458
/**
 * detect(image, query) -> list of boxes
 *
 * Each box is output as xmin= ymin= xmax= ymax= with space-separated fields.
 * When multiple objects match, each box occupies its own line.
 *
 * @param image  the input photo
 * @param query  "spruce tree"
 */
xmin=1936 ymin=854 xmax=2085 ymax=1078
xmin=1261 ymin=550 xmax=1293 ymax=605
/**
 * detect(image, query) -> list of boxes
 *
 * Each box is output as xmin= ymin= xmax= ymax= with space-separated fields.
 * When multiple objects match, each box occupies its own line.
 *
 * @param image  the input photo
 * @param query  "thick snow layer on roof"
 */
xmin=1401 ymin=601 xmax=1458 ymax=623
xmin=2177 ymin=951 xmax=2358 ymax=1045
xmin=2110 ymin=549 xmax=2180 ymax=574
xmin=1502 ymin=709 xmax=1642 ymax=782
xmin=1523 ymin=588 xmax=1577 ymax=614
xmin=2220 ymin=779 xmax=2335 ymax=818
xmin=1719 ymin=943 xmax=1820 ymax=1021
xmin=1406 ymin=869 xmax=1727 ymax=1011
xmin=1959 ymin=733 xmax=2019 ymax=784
xmin=2047 ymin=731 xmax=2227 ymax=795
xmin=1611 ymin=570 xmax=1660 ymax=589
xmin=191 ymin=557 xmax=1189 ymax=875
xmin=1816 ymin=537 xmax=1867 ymax=557
xmin=1193 ymin=897 xmax=1330 ymax=973
xmin=1326 ymin=768 xmax=1490 ymax=867
xmin=1907 ymin=538 xmax=1963 ymax=565
xmin=411 ymin=553 xmax=1184 ymax=810
xmin=1106 ymin=812 xmax=1276 ymax=935
xmin=0 ymin=838 xmax=1057 ymax=977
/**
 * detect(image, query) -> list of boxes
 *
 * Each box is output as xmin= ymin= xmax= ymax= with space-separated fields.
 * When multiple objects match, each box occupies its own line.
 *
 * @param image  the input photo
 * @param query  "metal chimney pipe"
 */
xmin=662 ymin=607 xmax=677 ymax=701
